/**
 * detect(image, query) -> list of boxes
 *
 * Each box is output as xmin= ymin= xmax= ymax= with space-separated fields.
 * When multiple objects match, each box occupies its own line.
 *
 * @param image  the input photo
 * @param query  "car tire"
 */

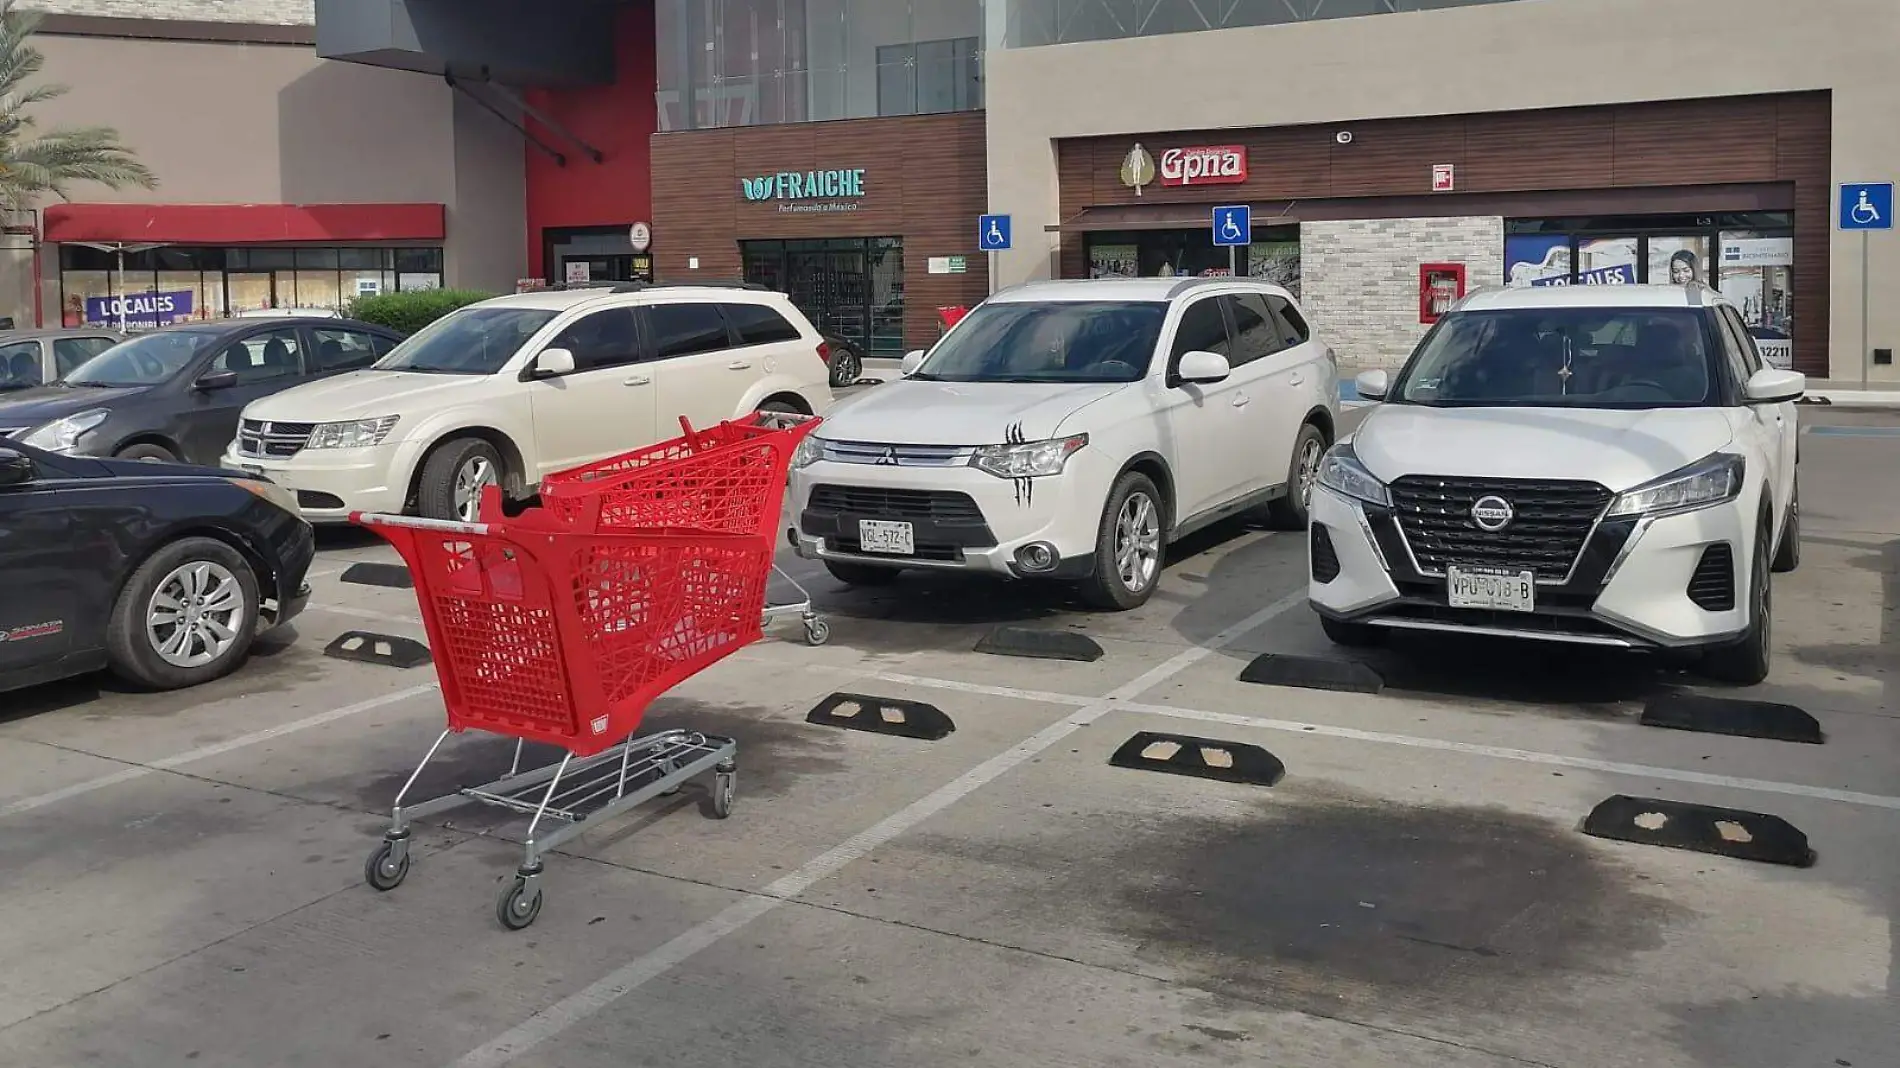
xmin=105 ymin=536 xmax=261 ymax=691
xmin=824 ymin=560 xmax=901 ymax=586
xmin=757 ymin=400 xmax=805 ymax=417
xmin=418 ymin=437 xmax=504 ymax=523
xmin=116 ymin=443 xmax=177 ymax=464
xmin=827 ymin=345 xmax=863 ymax=388
xmin=1078 ymin=471 xmax=1165 ymax=611
xmin=1771 ymin=479 xmax=1800 ymax=573
xmin=1701 ymin=520 xmax=1772 ymax=686
xmin=1319 ymin=613 xmax=1386 ymax=648
xmin=1267 ymin=423 xmax=1328 ymax=530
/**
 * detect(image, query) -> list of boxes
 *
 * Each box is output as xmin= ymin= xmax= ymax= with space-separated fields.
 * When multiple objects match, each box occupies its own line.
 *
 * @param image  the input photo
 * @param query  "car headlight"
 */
xmin=1314 ymin=442 xmax=1390 ymax=506
xmin=791 ymin=435 xmax=824 ymax=470
xmin=306 ymin=416 xmax=400 ymax=450
xmin=971 ymin=434 xmax=1088 ymax=479
xmin=1608 ymin=453 xmax=1743 ymax=517
xmin=19 ymin=408 xmax=110 ymax=453
xmin=227 ymin=475 xmax=301 ymax=517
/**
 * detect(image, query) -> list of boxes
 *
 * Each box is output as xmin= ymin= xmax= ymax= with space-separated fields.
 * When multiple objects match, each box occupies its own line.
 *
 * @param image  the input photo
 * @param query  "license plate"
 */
xmin=857 ymin=519 xmax=914 ymax=555
xmin=1446 ymin=566 xmax=1535 ymax=612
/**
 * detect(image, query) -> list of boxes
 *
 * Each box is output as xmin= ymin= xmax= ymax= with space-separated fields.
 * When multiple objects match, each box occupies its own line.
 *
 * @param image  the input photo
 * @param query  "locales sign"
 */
xmin=1159 ymin=145 xmax=1249 ymax=188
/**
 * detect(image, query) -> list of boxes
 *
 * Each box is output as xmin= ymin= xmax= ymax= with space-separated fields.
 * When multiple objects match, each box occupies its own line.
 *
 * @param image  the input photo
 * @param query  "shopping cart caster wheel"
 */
xmin=804 ymin=619 xmax=830 ymax=646
xmin=364 ymin=840 xmax=409 ymax=892
xmin=658 ymin=757 xmax=682 ymax=797
xmin=708 ymin=767 xmax=736 ymax=820
xmin=497 ymin=876 xmax=543 ymax=931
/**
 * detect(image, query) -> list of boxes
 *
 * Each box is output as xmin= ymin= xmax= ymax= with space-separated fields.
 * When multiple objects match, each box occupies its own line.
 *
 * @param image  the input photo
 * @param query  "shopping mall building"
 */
xmin=13 ymin=0 xmax=1898 ymax=379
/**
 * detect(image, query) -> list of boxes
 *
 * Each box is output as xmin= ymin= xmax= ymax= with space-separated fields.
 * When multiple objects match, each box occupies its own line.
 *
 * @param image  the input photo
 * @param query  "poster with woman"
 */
xmin=1647 ymin=236 xmax=1711 ymax=287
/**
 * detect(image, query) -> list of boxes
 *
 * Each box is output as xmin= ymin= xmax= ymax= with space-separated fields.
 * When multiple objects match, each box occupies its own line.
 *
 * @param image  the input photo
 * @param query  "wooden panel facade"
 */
xmin=1056 ymin=92 xmax=1831 ymax=374
xmin=651 ymin=111 xmax=989 ymax=352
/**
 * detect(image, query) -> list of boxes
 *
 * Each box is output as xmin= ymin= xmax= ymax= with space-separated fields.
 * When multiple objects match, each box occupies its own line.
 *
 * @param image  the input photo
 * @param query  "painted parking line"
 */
xmin=449 ymin=589 xmax=1311 ymax=1068
xmin=0 ymin=683 xmax=439 ymax=820
xmin=1804 ymin=425 xmax=1900 ymax=438
xmin=867 ymin=671 xmax=1900 ymax=813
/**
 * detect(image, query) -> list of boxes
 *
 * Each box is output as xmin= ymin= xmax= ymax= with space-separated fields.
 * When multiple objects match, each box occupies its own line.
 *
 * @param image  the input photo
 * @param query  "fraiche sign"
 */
xmin=1158 ymin=145 xmax=1249 ymax=188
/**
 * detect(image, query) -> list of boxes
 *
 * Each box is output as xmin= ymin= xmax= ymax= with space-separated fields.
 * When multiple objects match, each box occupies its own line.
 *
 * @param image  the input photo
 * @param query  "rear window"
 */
xmin=722 ymin=302 xmax=801 ymax=346
xmin=1392 ymin=307 xmax=1717 ymax=409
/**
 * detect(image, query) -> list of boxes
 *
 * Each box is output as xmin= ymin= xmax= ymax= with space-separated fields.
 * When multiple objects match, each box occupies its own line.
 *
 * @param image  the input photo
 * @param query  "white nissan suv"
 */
xmin=1309 ymin=284 xmax=1803 ymax=684
xmin=224 ymin=283 xmax=833 ymax=522
xmin=788 ymin=278 xmax=1339 ymax=609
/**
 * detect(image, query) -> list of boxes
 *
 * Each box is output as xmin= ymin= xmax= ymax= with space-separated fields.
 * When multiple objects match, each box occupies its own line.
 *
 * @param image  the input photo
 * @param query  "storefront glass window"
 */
xmin=658 ymin=0 xmax=986 ymax=129
xmin=997 ymin=0 xmax=1525 ymax=48
xmin=1503 ymin=214 xmax=1795 ymax=368
xmin=58 ymin=245 xmax=444 ymax=329
xmin=740 ymin=236 xmax=906 ymax=356
xmin=1084 ymin=227 xmax=1299 ymax=293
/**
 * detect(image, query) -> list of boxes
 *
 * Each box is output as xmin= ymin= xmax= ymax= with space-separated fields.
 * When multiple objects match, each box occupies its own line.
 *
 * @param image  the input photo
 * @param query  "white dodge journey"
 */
xmin=1308 ymin=283 xmax=1802 ymax=684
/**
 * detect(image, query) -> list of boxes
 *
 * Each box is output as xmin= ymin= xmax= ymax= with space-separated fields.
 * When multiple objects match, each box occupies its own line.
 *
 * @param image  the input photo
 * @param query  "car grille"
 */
xmin=819 ymin=440 xmax=974 ymax=467
xmin=1389 ymin=476 xmax=1611 ymax=580
xmin=808 ymin=485 xmax=985 ymax=524
xmin=237 ymin=419 xmax=315 ymax=459
xmin=1687 ymin=543 xmax=1736 ymax=611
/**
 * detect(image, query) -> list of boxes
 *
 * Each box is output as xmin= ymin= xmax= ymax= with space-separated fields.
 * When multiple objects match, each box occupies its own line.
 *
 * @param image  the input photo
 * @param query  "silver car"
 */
xmin=0 ymin=327 xmax=125 ymax=392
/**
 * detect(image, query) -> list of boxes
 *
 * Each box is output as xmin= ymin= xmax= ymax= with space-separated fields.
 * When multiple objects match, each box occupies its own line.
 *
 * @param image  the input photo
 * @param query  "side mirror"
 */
xmin=0 ymin=447 xmax=35 ymax=487
xmin=1744 ymin=367 xmax=1805 ymax=404
xmin=1355 ymin=369 xmax=1391 ymax=402
xmin=1176 ymin=350 xmax=1231 ymax=385
xmin=194 ymin=370 xmax=239 ymax=391
xmin=531 ymin=347 xmax=576 ymax=378
xmin=899 ymin=350 xmax=927 ymax=376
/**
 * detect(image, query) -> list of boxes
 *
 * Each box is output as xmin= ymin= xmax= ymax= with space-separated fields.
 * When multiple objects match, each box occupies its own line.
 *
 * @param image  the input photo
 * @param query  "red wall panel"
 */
xmin=522 ymin=2 xmax=657 ymax=278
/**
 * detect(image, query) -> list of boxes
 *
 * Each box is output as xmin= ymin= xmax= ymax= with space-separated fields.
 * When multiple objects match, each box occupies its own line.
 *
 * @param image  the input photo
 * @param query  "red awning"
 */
xmin=43 ymin=202 xmax=447 ymax=244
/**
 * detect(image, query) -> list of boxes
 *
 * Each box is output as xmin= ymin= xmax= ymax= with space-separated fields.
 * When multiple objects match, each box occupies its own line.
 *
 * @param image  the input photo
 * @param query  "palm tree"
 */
xmin=0 ymin=0 xmax=155 ymax=210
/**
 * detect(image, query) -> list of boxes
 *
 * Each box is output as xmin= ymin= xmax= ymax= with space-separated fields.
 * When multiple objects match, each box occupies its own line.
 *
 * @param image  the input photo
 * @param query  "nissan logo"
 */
xmin=1471 ymin=495 xmax=1515 ymax=532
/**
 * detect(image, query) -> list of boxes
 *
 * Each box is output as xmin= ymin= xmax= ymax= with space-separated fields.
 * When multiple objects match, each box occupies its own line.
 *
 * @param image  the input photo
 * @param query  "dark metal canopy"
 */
xmin=314 ymin=0 xmax=622 ymax=88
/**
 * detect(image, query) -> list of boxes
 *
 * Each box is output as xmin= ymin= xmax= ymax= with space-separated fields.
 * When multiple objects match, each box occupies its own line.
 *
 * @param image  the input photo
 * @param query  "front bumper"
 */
xmin=788 ymin=457 xmax=1108 ymax=579
xmin=222 ymin=441 xmax=410 ymax=523
xmin=1307 ymin=485 xmax=1751 ymax=648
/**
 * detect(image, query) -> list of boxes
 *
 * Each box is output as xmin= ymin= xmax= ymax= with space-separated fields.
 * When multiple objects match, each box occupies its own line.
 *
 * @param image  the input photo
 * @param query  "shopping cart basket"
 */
xmin=351 ymin=412 xmax=822 ymax=929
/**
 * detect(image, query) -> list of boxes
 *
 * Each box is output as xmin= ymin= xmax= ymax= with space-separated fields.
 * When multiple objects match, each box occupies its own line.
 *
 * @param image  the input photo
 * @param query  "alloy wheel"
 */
xmin=1296 ymin=438 xmax=1325 ymax=510
xmin=146 ymin=560 xmax=247 ymax=668
xmin=453 ymin=456 xmax=497 ymax=523
xmin=1114 ymin=491 xmax=1162 ymax=593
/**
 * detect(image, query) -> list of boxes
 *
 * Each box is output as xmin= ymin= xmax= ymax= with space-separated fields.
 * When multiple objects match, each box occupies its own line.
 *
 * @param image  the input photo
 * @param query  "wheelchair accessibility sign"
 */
xmin=1212 ymin=205 xmax=1251 ymax=247
xmin=1839 ymin=183 xmax=1892 ymax=231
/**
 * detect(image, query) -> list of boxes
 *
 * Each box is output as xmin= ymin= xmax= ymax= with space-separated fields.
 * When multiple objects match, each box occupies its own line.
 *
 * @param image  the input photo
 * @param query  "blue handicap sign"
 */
xmin=977 ymin=214 xmax=1011 ymax=251
xmin=1839 ymin=182 xmax=1893 ymax=231
xmin=1212 ymin=205 xmax=1251 ymax=247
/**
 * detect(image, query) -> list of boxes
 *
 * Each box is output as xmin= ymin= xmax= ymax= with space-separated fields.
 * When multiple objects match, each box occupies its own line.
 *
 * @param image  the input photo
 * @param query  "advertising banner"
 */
xmin=84 ymin=290 xmax=193 ymax=327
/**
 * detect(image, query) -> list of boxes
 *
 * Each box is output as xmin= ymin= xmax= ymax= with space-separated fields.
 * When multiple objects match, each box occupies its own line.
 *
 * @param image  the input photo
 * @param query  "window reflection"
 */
xmin=656 ymin=0 xmax=986 ymax=129
xmin=1000 ymin=0 xmax=1526 ymax=48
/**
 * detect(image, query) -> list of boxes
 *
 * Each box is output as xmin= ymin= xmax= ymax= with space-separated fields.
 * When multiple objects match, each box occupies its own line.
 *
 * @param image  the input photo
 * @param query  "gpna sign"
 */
xmin=1159 ymin=145 xmax=1249 ymax=187
xmin=85 ymin=290 xmax=194 ymax=327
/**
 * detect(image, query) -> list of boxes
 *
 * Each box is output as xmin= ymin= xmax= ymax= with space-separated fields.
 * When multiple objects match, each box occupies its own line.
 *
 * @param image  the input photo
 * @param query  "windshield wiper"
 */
xmin=64 ymin=380 xmax=119 ymax=387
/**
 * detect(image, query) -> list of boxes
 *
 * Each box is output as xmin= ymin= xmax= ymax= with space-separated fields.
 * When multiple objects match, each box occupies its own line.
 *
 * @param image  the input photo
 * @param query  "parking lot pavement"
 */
xmin=1 ymin=406 xmax=1897 ymax=1068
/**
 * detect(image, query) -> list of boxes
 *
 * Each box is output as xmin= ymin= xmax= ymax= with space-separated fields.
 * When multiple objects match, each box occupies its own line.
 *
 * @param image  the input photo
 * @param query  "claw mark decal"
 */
xmin=1004 ymin=422 xmax=1034 ymax=507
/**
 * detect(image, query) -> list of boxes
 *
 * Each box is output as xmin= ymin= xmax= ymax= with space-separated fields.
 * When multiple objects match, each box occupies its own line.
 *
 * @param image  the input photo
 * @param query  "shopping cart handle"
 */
xmin=350 ymin=511 xmax=494 ymax=535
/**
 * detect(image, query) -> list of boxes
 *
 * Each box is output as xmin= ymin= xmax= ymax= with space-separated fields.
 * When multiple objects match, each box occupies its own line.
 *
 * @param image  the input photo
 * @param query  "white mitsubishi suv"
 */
xmin=224 ymin=283 xmax=832 ymax=522
xmin=1309 ymin=284 xmax=1803 ymax=684
xmin=788 ymin=278 xmax=1339 ymax=609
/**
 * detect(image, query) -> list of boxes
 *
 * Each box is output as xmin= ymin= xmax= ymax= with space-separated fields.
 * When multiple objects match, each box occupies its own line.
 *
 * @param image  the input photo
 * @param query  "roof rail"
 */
xmin=609 ymin=279 xmax=771 ymax=294
xmin=1164 ymin=276 xmax=1237 ymax=300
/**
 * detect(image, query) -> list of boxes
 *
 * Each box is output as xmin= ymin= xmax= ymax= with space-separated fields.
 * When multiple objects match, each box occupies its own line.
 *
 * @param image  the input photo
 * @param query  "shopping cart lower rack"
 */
xmin=365 ymin=727 xmax=736 ymax=929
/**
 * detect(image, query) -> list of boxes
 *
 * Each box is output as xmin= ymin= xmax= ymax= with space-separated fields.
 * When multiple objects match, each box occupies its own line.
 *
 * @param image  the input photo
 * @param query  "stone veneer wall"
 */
xmin=1297 ymin=215 xmax=1503 ymax=369
xmin=20 ymin=0 xmax=312 ymax=24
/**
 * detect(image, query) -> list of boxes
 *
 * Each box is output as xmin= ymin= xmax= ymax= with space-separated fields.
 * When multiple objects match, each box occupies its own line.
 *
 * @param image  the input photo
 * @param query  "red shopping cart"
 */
xmin=352 ymin=412 xmax=820 ymax=929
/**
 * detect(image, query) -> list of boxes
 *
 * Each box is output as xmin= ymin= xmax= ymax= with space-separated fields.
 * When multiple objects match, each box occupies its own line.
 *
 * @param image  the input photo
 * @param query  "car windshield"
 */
xmin=913 ymin=300 xmax=1167 ymax=384
xmin=62 ymin=330 xmax=220 ymax=387
xmin=1392 ymin=307 xmax=1717 ymax=408
xmin=374 ymin=307 xmax=557 ymax=375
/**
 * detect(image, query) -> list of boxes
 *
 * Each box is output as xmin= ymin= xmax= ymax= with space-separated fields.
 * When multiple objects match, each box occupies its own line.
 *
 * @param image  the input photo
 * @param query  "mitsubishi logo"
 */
xmin=1471 ymin=495 xmax=1515 ymax=533
xmin=875 ymin=447 xmax=899 ymax=466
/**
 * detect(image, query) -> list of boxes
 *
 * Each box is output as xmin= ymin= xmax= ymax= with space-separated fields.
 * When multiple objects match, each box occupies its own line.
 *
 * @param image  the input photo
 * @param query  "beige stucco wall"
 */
xmin=10 ymin=32 xmax=524 ymax=322
xmin=985 ymin=0 xmax=1900 ymax=382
